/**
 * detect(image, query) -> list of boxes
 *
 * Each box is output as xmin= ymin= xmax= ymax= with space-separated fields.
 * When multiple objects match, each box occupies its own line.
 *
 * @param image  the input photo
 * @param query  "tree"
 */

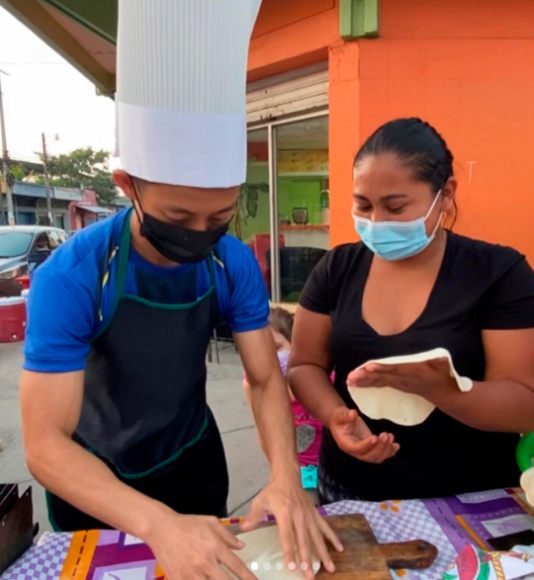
xmin=36 ymin=147 xmax=117 ymax=205
xmin=10 ymin=164 xmax=27 ymax=181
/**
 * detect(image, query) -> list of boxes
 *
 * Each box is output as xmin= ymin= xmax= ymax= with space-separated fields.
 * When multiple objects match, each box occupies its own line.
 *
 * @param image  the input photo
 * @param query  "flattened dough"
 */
xmin=230 ymin=525 xmax=321 ymax=580
xmin=348 ymin=348 xmax=473 ymax=426
xmin=521 ymin=467 xmax=534 ymax=508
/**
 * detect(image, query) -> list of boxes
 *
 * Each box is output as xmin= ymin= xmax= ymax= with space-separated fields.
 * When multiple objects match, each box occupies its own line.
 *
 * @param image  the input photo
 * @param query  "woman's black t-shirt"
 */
xmin=299 ymin=233 xmax=534 ymax=501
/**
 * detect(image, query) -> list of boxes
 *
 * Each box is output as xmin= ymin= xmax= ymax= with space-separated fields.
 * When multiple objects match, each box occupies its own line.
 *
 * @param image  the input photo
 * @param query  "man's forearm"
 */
xmin=27 ymin=435 xmax=169 ymax=540
xmin=248 ymin=370 xmax=300 ymax=478
xmin=429 ymin=380 xmax=534 ymax=433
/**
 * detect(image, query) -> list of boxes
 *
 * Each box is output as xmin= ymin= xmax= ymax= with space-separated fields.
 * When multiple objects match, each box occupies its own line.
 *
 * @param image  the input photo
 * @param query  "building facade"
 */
xmin=2 ymin=0 xmax=533 ymax=301
xmin=242 ymin=0 xmax=534 ymax=302
xmin=0 ymin=182 xmax=114 ymax=233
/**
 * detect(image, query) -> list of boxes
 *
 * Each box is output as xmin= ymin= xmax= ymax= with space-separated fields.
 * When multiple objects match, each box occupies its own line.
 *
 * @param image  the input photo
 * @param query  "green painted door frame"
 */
xmin=339 ymin=0 xmax=379 ymax=39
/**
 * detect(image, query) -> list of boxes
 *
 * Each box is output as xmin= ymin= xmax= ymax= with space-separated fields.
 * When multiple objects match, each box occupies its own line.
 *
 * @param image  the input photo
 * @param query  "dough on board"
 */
xmin=348 ymin=348 xmax=473 ymax=426
xmin=521 ymin=467 xmax=534 ymax=508
xmin=229 ymin=525 xmax=321 ymax=580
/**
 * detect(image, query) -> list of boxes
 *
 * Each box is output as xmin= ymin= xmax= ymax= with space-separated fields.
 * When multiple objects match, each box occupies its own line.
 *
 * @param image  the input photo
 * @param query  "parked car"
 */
xmin=0 ymin=226 xmax=68 ymax=297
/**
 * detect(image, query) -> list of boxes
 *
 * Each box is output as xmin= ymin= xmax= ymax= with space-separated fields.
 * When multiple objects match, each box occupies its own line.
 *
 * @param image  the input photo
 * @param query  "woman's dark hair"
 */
xmin=354 ymin=118 xmax=454 ymax=192
xmin=269 ymin=307 xmax=294 ymax=343
xmin=353 ymin=118 xmax=457 ymax=227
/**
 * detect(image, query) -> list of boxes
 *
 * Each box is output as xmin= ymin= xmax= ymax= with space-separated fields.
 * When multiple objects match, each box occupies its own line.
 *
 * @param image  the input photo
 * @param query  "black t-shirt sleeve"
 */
xmin=299 ymin=254 xmax=331 ymax=314
xmin=481 ymin=257 xmax=534 ymax=330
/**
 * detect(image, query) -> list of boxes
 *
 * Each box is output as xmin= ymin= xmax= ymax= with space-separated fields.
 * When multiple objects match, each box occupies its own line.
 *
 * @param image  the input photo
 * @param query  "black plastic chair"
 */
xmin=266 ymin=247 xmax=327 ymax=303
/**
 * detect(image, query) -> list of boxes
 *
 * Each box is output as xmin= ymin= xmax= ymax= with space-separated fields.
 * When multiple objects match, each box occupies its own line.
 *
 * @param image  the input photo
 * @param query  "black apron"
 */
xmin=47 ymin=214 xmax=229 ymax=531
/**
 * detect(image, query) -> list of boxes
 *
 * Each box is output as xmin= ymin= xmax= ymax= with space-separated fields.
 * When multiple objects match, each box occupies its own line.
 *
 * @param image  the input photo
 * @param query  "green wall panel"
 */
xmin=340 ymin=0 xmax=379 ymax=39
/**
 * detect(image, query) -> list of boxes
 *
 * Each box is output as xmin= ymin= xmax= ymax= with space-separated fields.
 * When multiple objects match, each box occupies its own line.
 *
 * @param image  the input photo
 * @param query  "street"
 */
xmin=0 ymin=341 xmax=267 ymax=533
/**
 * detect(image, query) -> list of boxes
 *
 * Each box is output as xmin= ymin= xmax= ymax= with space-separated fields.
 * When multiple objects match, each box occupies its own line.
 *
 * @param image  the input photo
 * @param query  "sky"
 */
xmin=0 ymin=6 xmax=116 ymax=164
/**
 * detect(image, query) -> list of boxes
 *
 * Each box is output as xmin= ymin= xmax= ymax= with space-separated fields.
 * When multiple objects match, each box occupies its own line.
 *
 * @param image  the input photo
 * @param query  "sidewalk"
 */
xmin=0 ymin=342 xmax=267 ymax=533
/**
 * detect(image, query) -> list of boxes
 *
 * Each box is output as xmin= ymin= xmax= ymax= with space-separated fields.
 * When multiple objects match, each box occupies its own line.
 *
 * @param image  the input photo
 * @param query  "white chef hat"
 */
xmin=116 ymin=0 xmax=262 ymax=189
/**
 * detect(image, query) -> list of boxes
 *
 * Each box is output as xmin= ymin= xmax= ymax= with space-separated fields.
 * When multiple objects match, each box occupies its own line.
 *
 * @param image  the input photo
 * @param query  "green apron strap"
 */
xmin=115 ymin=209 xmax=133 ymax=300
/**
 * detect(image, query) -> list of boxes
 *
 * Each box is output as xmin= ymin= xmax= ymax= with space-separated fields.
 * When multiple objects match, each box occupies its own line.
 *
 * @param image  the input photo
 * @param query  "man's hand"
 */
xmin=328 ymin=407 xmax=399 ymax=464
xmin=146 ymin=511 xmax=258 ymax=580
xmin=241 ymin=471 xmax=343 ymax=578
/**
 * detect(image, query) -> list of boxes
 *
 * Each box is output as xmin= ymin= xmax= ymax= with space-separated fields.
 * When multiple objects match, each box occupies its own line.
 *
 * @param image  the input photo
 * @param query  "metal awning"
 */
xmin=0 ymin=0 xmax=117 ymax=95
xmin=74 ymin=204 xmax=112 ymax=215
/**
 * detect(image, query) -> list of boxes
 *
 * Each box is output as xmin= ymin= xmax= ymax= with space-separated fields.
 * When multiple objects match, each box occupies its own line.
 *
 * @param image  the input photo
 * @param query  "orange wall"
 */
xmin=248 ymin=0 xmax=338 ymax=80
xmin=330 ymin=0 xmax=534 ymax=263
xmin=328 ymin=42 xmax=360 ymax=248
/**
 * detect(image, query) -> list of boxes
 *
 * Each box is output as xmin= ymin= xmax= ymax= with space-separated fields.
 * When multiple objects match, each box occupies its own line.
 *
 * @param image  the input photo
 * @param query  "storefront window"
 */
xmin=231 ymin=128 xmax=272 ymax=297
xmin=241 ymin=114 xmax=329 ymax=302
xmin=275 ymin=116 xmax=329 ymax=303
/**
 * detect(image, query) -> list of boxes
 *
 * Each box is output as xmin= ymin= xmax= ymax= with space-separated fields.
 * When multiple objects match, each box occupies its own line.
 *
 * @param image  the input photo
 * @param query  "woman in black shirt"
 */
xmin=290 ymin=118 xmax=534 ymax=503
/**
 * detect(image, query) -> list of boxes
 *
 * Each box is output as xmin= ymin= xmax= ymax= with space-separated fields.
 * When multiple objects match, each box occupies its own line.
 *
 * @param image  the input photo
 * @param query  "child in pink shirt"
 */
xmin=243 ymin=308 xmax=327 ymax=490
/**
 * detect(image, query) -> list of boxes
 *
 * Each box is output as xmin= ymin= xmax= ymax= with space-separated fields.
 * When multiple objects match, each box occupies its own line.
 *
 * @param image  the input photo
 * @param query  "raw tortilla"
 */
xmin=348 ymin=348 xmax=473 ymax=426
xmin=229 ymin=525 xmax=321 ymax=580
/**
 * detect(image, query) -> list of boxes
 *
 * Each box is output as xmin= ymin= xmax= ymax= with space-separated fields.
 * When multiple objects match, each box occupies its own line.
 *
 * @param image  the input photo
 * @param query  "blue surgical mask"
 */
xmin=353 ymin=191 xmax=443 ymax=261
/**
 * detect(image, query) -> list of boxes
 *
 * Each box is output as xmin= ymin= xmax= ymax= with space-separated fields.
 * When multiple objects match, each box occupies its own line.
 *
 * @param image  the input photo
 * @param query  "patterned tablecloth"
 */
xmin=2 ymin=488 xmax=534 ymax=580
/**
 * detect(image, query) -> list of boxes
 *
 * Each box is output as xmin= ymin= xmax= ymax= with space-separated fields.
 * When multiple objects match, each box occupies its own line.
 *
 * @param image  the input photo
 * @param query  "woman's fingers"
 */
xmin=352 ymin=370 xmax=402 ymax=389
xmin=340 ymin=435 xmax=377 ymax=457
xmin=360 ymin=436 xmax=388 ymax=462
xmin=360 ymin=433 xmax=399 ymax=463
xmin=346 ymin=368 xmax=366 ymax=386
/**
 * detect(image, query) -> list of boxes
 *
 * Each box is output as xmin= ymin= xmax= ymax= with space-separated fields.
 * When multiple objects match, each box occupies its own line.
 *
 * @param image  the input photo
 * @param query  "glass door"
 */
xmin=231 ymin=128 xmax=272 ymax=297
xmin=244 ymin=112 xmax=329 ymax=303
xmin=275 ymin=116 xmax=329 ymax=303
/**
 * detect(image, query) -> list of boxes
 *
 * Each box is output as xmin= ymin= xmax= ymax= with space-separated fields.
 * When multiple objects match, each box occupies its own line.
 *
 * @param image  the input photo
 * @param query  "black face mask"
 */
xmin=131 ymin=181 xmax=231 ymax=263
xmin=139 ymin=212 xmax=230 ymax=264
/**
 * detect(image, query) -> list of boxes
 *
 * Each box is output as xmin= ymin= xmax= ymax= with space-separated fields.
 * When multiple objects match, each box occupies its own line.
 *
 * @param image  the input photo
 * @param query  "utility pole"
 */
xmin=41 ymin=133 xmax=53 ymax=226
xmin=0 ymin=70 xmax=15 ymax=225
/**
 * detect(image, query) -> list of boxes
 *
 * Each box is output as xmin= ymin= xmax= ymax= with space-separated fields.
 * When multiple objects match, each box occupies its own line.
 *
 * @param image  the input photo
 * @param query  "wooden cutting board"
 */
xmin=228 ymin=513 xmax=438 ymax=579
xmin=316 ymin=514 xmax=438 ymax=580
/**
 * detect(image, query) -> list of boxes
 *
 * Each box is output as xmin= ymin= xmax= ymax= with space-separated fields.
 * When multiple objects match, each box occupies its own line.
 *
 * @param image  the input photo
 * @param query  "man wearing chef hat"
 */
xmin=19 ymin=1 xmax=341 ymax=579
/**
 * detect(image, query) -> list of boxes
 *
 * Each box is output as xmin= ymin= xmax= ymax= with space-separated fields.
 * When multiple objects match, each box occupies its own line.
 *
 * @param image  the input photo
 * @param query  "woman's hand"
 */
xmin=241 ymin=471 xmax=343 ymax=578
xmin=146 ymin=511 xmax=258 ymax=580
xmin=347 ymin=358 xmax=456 ymax=400
xmin=328 ymin=407 xmax=399 ymax=463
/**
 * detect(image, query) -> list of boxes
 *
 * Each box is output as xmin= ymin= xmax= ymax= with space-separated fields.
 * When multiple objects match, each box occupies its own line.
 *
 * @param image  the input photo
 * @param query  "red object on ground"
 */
xmin=0 ymin=298 xmax=27 ymax=343
xmin=15 ymin=276 xmax=30 ymax=290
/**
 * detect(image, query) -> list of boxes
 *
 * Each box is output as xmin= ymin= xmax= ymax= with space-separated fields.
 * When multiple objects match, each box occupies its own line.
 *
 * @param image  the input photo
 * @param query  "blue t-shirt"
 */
xmin=24 ymin=209 xmax=269 ymax=373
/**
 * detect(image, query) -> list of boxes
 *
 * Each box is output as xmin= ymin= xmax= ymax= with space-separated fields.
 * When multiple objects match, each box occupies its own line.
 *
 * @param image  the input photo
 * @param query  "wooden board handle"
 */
xmin=380 ymin=540 xmax=438 ymax=570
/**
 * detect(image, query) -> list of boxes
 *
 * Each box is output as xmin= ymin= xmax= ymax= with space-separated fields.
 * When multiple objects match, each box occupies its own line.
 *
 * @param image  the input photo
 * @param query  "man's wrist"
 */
xmin=133 ymin=499 xmax=179 ymax=544
xmin=268 ymin=449 xmax=301 ymax=484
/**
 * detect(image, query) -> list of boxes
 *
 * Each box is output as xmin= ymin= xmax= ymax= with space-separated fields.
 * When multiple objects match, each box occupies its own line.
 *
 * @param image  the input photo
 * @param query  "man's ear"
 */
xmin=113 ymin=170 xmax=136 ymax=201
